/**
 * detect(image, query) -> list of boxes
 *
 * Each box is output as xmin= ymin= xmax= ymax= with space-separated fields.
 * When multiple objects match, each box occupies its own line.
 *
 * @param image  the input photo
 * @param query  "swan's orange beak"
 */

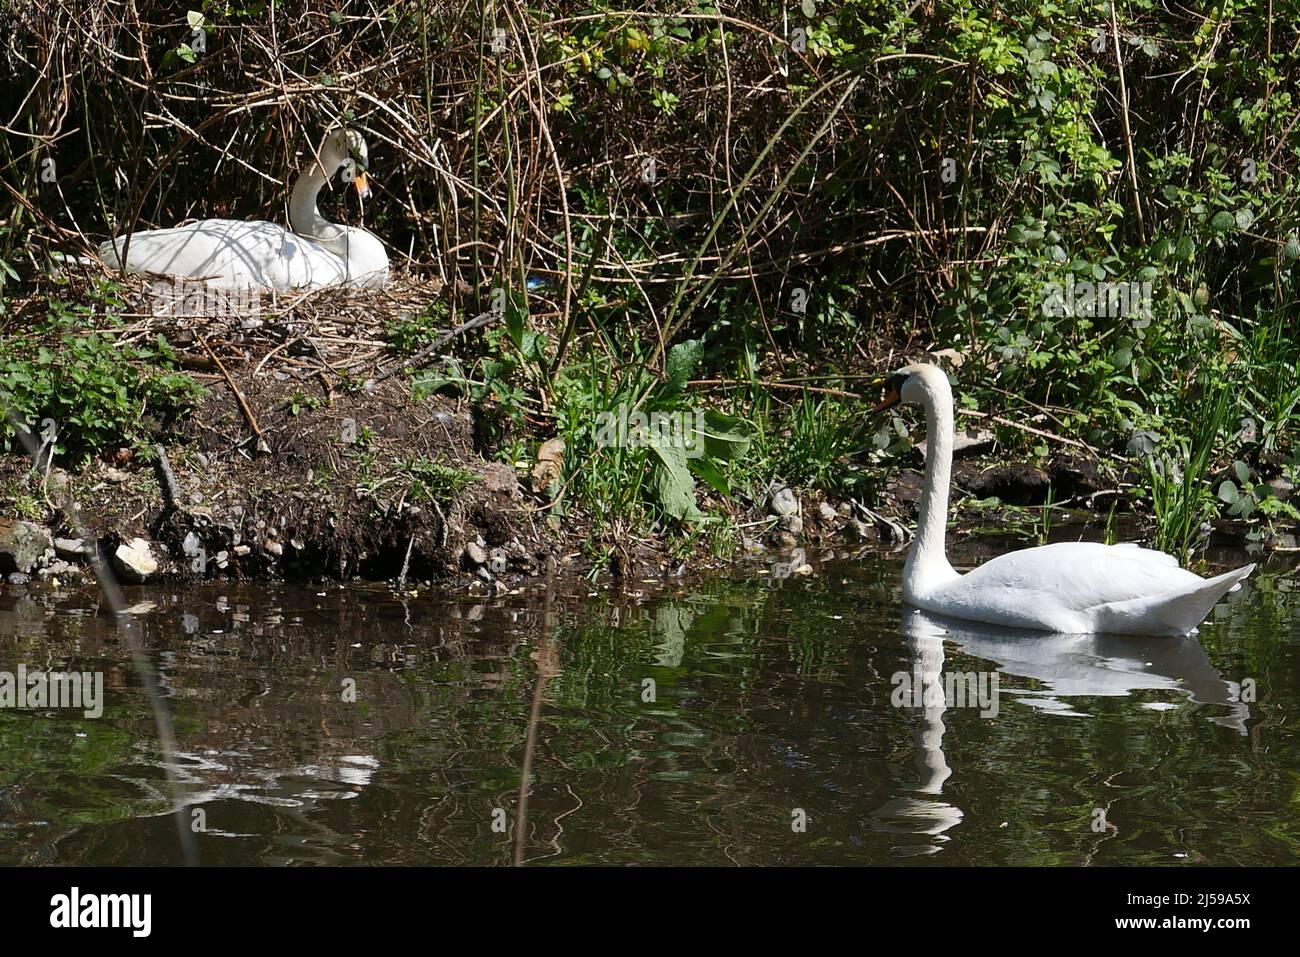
xmin=353 ymin=171 xmax=372 ymax=202
xmin=872 ymin=385 xmax=901 ymax=414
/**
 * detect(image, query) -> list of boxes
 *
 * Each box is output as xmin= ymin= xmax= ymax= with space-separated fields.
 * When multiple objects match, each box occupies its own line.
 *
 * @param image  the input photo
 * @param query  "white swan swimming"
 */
xmin=874 ymin=363 xmax=1253 ymax=636
xmin=99 ymin=127 xmax=389 ymax=291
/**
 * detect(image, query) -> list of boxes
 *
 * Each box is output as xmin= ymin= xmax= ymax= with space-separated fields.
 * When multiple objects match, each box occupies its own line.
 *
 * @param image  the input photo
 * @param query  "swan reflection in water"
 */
xmin=871 ymin=608 xmax=1251 ymax=856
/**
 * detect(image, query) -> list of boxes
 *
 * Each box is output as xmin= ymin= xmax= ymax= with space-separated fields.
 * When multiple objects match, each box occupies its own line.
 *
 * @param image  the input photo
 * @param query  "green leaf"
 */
xmin=521 ymin=328 xmax=548 ymax=363
xmin=1211 ymin=210 xmax=1235 ymax=232
xmin=1234 ymin=460 xmax=1251 ymax=484
xmin=649 ymin=440 xmax=701 ymax=521
xmin=412 ymin=373 xmax=459 ymax=400
xmin=688 ymin=455 xmax=730 ymax=497
xmin=697 ymin=408 xmax=752 ymax=461
xmin=663 ymin=338 xmax=702 ymax=397
xmin=1217 ymin=480 xmax=1239 ymax=503
xmin=503 ymin=289 xmax=527 ymax=349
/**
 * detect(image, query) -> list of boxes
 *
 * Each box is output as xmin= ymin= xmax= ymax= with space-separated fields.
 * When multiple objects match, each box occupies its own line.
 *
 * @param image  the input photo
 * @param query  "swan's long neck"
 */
xmin=903 ymin=374 xmax=958 ymax=598
xmin=289 ymin=157 xmax=348 ymax=253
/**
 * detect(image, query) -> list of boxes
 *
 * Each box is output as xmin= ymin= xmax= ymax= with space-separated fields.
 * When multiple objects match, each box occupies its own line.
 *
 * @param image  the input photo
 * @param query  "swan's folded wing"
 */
xmin=955 ymin=541 xmax=1204 ymax=612
xmin=101 ymin=220 xmax=347 ymax=291
xmin=1091 ymin=563 xmax=1255 ymax=636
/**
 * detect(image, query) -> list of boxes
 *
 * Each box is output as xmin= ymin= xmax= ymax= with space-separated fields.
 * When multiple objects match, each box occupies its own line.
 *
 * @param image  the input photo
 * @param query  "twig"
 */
xmin=687 ymin=377 xmax=864 ymax=400
xmin=396 ymin=533 xmax=415 ymax=589
xmin=153 ymin=443 xmax=181 ymax=512
xmin=199 ymin=335 xmax=264 ymax=445
xmin=1109 ymin=4 xmax=1146 ymax=243
xmin=369 ymin=309 xmax=499 ymax=384
xmin=958 ymin=408 xmax=1099 ymax=454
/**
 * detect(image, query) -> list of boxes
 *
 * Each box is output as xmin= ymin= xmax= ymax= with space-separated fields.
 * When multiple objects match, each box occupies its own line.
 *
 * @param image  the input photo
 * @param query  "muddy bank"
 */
xmin=3 ymin=362 xmax=1284 ymax=597
xmin=0 ymin=274 xmax=567 ymax=593
xmin=2 ymin=367 xmax=562 ymax=593
xmin=2 ymin=281 xmax=1292 ymax=595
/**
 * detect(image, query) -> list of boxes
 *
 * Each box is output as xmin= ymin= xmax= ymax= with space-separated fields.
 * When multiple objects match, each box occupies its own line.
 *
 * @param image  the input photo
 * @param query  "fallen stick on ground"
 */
xmin=199 ymin=335 xmax=265 ymax=446
xmin=957 ymin=408 xmax=1100 ymax=455
xmin=369 ymin=309 xmax=500 ymax=385
xmin=153 ymin=443 xmax=181 ymax=511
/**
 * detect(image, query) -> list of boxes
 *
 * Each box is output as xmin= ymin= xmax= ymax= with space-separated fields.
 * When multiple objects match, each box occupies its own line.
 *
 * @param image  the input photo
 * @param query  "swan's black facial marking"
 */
xmin=334 ymin=156 xmax=372 ymax=200
xmin=337 ymin=134 xmax=371 ymax=200
xmin=872 ymin=371 xmax=909 ymax=413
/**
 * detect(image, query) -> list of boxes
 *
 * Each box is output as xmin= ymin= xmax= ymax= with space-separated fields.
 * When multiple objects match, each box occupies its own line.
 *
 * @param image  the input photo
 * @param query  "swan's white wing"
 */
xmin=960 ymin=541 xmax=1200 ymax=607
xmin=100 ymin=220 xmax=347 ymax=291
xmin=925 ymin=541 xmax=1251 ymax=635
xmin=922 ymin=541 xmax=1201 ymax=632
xmin=1091 ymin=564 xmax=1254 ymax=637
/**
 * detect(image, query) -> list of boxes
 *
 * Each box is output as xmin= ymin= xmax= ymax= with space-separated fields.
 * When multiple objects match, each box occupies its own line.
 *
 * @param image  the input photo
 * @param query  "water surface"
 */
xmin=1 ymin=555 xmax=1296 ymax=865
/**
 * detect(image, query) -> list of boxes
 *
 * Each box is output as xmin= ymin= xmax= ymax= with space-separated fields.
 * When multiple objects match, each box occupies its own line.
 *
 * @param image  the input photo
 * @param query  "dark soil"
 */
xmin=10 ymin=369 xmax=568 ymax=590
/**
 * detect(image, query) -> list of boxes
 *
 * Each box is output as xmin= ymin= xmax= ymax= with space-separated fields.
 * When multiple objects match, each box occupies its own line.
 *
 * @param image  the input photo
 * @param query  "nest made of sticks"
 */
xmin=2 ymin=264 xmax=462 ymax=390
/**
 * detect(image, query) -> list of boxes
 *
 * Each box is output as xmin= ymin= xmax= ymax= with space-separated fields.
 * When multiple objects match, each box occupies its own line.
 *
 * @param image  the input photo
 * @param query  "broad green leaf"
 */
xmin=521 ymin=329 xmax=548 ymax=363
xmin=688 ymin=455 xmax=730 ymax=497
xmin=697 ymin=408 xmax=752 ymax=461
xmin=504 ymin=291 xmax=526 ymax=347
xmin=663 ymin=338 xmax=703 ymax=397
xmin=649 ymin=440 xmax=701 ymax=520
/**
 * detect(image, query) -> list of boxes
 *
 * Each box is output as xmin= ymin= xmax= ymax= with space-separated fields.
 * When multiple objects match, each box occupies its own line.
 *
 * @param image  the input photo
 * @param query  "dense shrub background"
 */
xmin=1 ymin=1 xmax=1297 ymax=534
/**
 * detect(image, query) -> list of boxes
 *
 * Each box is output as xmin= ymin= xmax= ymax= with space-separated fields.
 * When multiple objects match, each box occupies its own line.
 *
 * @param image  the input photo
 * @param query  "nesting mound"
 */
xmin=2 ymin=270 xmax=566 ymax=587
